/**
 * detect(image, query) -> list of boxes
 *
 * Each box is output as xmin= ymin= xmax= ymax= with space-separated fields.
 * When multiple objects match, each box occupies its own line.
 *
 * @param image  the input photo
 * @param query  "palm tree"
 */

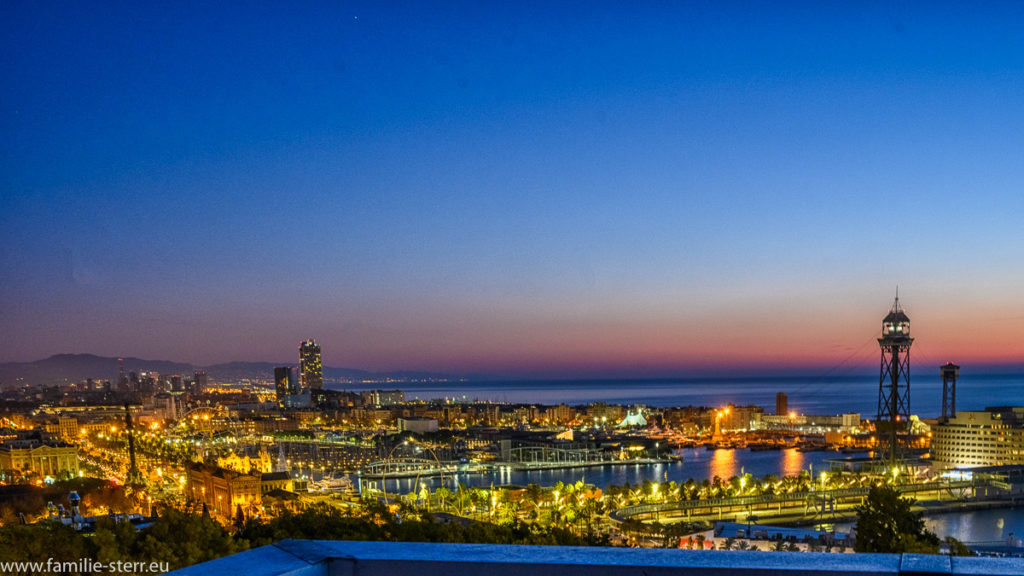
xmin=666 ymin=481 xmax=680 ymax=501
xmin=454 ymin=482 xmax=471 ymax=515
xmin=525 ymin=483 xmax=544 ymax=513
xmin=434 ymin=487 xmax=453 ymax=512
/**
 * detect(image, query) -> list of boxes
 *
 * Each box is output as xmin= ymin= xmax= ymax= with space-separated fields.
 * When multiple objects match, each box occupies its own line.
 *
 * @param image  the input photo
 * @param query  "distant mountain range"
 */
xmin=0 ymin=353 xmax=454 ymax=388
xmin=2 ymin=354 xmax=1020 ymax=389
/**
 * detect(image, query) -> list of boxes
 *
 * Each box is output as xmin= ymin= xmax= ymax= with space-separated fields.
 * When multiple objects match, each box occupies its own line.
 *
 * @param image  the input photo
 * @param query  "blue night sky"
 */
xmin=2 ymin=2 xmax=1023 ymax=376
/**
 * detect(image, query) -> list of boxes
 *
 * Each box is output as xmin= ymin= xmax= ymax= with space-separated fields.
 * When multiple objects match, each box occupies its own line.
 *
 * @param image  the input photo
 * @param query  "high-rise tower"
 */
xmin=876 ymin=293 xmax=913 ymax=464
xmin=941 ymin=362 xmax=959 ymax=421
xmin=274 ymin=366 xmax=297 ymax=407
xmin=117 ymin=357 xmax=128 ymax=394
xmin=193 ymin=371 xmax=208 ymax=395
xmin=299 ymin=339 xmax=323 ymax=392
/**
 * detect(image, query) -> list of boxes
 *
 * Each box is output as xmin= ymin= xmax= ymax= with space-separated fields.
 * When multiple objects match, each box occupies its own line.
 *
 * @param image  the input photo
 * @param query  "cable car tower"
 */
xmin=941 ymin=362 xmax=959 ymax=421
xmin=876 ymin=292 xmax=913 ymax=465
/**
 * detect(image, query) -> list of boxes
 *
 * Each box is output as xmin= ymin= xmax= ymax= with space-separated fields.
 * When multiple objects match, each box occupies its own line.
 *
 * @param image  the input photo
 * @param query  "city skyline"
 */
xmin=3 ymin=3 xmax=1024 ymax=377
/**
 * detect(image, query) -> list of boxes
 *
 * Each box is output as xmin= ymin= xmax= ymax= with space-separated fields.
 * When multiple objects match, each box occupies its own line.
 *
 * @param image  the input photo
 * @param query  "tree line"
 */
xmin=0 ymin=501 xmax=608 ymax=573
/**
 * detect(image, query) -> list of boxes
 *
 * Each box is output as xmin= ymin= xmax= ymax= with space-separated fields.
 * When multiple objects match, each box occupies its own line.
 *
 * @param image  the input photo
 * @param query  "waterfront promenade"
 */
xmin=360 ymin=457 xmax=676 ymax=479
xmin=609 ymin=476 xmax=1023 ymax=527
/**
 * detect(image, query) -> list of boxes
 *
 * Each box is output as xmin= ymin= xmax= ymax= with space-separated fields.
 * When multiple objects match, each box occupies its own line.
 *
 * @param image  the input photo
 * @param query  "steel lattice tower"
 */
xmin=877 ymin=293 xmax=913 ymax=465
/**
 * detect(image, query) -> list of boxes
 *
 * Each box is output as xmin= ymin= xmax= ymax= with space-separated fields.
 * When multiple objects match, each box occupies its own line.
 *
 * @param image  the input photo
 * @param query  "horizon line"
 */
xmin=4 ymin=352 xmax=1022 ymax=382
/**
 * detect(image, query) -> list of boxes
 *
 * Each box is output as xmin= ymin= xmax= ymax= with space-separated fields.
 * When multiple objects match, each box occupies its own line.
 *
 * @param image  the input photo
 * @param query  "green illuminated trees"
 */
xmin=853 ymin=485 xmax=939 ymax=553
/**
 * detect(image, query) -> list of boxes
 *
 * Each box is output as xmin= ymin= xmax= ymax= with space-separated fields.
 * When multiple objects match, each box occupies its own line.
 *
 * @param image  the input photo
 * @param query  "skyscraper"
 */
xmin=193 ymin=371 xmax=209 ymax=395
xmin=299 ymin=339 xmax=323 ymax=392
xmin=274 ymin=366 xmax=297 ymax=407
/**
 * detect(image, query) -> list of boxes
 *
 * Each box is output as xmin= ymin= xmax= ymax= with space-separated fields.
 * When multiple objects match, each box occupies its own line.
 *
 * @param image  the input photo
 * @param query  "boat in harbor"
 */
xmin=749 ymin=443 xmax=783 ymax=451
xmin=797 ymin=443 xmax=829 ymax=452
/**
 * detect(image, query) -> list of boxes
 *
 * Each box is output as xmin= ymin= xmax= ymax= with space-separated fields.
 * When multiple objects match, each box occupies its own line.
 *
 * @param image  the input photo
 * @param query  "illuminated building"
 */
xmin=931 ymin=407 xmax=1024 ymax=469
xmin=718 ymin=404 xmax=763 ymax=432
xmin=186 ymin=463 xmax=261 ymax=519
xmin=398 ymin=417 xmax=439 ymax=434
xmin=259 ymin=471 xmax=301 ymax=495
xmin=544 ymin=404 xmax=574 ymax=425
xmin=218 ymin=451 xmax=273 ymax=474
xmin=585 ymin=403 xmax=623 ymax=425
xmin=57 ymin=416 xmax=79 ymax=442
xmin=299 ymin=339 xmax=323 ymax=392
xmin=360 ymin=389 xmax=404 ymax=406
xmin=0 ymin=438 xmax=79 ymax=479
xmin=752 ymin=412 xmax=861 ymax=433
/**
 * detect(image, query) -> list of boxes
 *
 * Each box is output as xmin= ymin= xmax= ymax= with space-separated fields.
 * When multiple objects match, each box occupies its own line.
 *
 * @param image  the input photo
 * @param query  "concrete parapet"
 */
xmin=170 ymin=539 xmax=1024 ymax=576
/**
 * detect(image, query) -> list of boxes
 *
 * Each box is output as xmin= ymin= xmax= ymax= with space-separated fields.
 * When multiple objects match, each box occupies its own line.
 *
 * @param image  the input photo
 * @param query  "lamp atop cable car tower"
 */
xmin=877 ymin=291 xmax=913 ymax=465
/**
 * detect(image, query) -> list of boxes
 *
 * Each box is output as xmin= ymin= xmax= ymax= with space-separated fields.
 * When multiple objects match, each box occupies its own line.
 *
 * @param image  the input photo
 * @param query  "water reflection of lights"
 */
xmin=782 ymin=448 xmax=803 ymax=477
xmin=370 ymin=449 xmax=841 ymax=493
xmin=709 ymin=449 xmax=737 ymax=480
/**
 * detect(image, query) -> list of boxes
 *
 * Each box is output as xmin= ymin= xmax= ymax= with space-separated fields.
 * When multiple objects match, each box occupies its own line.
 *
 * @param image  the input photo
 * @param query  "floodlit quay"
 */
xmin=610 ymin=478 xmax=1009 ymax=525
xmin=359 ymin=457 xmax=674 ymax=479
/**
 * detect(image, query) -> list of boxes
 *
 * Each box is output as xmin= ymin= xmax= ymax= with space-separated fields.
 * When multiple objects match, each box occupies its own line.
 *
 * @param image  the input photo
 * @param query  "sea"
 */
xmin=331 ymin=372 xmax=1024 ymax=419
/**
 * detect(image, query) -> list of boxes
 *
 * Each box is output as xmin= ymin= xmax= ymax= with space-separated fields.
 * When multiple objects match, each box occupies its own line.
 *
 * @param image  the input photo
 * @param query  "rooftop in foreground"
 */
xmin=169 ymin=539 xmax=1024 ymax=576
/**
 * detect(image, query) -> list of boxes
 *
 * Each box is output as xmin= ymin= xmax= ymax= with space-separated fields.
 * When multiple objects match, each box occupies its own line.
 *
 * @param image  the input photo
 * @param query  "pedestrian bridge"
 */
xmin=507 ymin=445 xmax=604 ymax=464
xmin=360 ymin=458 xmax=457 ymax=479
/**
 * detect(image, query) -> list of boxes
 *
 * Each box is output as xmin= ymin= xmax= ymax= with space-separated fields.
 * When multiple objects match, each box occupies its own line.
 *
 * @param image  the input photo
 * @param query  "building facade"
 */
xmin=931 ymin=407 xmax=1024 ymax=469
xmin=398 ymin=417 xmax=439 ymax=434
xmin=186 ymin=463 xmax=261 ymax=518
xmin=274 ymin=366 xmax=299 ymax=407
xmin=0 ymin=439 xmax=79 ymax=479
xmin=360 ymin=389 xmax=405 ymax=407
xmin=193 ymin=371 xmax=209 ymax=395
xmin=299 ymin=339 xmax=323 ymax=392
xmin=776 ymin=392 xmax=788 ymax=416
